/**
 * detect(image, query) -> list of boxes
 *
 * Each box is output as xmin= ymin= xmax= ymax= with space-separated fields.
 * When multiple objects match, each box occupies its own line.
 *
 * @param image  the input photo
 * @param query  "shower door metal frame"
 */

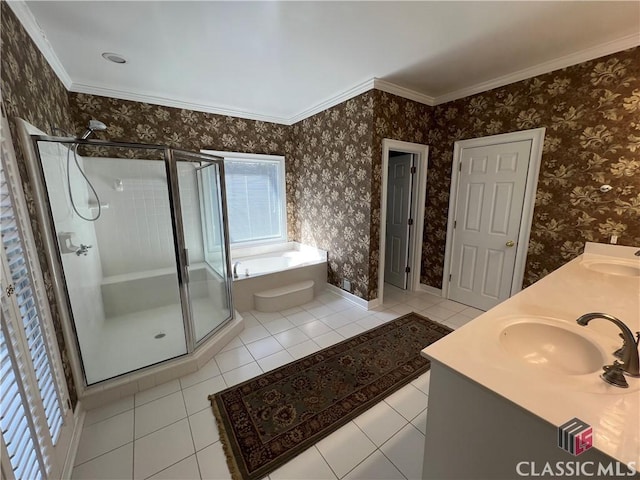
xmin=20 ymin=130 xmax=234 ymax=387
xmin=166 ymin=148 xmax=235 ymax=349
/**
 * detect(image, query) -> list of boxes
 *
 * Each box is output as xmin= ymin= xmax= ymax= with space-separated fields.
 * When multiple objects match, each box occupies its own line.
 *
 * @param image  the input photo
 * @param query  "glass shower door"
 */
xmin=24 ymin=124 xmax=235 ymax=386
xmin=33 ymin=140 xmax=188 ymax=384
xmin=174 ymin=152 xmax=232 ymax=344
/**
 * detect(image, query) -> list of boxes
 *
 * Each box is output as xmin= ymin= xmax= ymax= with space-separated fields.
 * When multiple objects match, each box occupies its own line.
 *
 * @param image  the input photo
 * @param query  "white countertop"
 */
xmin=422 ymin=243 xmax=640 ymax=465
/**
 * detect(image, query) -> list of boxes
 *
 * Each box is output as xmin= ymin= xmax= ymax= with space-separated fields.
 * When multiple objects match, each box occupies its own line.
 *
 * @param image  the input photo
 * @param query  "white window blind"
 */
xmin=224 ymin=157 xmax=286 ymax=244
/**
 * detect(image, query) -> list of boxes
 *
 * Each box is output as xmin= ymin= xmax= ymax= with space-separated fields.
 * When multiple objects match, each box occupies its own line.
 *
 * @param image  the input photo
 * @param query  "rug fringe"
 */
xmin=209 ymin=394 xmax=244 ymax=480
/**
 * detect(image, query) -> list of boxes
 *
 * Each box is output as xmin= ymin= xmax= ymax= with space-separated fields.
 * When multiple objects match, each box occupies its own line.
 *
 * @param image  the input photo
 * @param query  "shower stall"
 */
xmin=20 ymin=121 xmax=234 ymax=385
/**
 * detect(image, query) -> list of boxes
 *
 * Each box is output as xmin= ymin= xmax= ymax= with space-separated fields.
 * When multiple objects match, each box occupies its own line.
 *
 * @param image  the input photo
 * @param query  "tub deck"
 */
xmin=231 ymin=242 xmax=327 ymax=312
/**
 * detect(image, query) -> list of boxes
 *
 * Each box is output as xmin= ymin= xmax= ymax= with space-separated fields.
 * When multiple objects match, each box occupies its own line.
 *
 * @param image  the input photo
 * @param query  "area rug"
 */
xmin=208 ymin=312 xmax=452 ymax=480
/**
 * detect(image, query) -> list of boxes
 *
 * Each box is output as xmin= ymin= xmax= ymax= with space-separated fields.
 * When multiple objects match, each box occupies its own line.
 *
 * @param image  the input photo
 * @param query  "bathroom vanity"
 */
xmin=421 ymin=243 xmax=640 ymax=479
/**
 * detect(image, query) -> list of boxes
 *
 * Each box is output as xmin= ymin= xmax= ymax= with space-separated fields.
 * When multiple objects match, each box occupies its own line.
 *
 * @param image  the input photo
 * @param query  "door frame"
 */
xmin=378 ymin=139 xmax=429 ymax=304
xmin=441 ymin=128 xmax=545 ymax=301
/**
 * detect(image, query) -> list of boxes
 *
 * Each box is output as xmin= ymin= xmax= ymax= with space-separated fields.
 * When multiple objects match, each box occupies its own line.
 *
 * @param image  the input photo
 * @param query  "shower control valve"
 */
xmin=76 ymin=244 xmax=92 ymax=256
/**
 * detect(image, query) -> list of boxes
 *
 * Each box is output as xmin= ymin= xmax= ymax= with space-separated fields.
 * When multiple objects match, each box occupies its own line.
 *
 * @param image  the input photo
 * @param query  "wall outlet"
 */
xmin=342 ymin=279 xmax=351 ymax=292
xmin=610 ymin=235 xmax=618 ymax=244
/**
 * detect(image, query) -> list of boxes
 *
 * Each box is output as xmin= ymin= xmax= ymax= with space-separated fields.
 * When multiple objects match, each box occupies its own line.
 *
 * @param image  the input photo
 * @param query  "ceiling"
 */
xmin=17 ymin=1 xmax=640 ymax=124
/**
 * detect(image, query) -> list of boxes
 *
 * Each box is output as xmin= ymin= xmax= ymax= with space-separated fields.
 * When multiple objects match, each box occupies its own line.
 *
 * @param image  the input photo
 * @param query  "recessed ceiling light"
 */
xmin=102 ymin=52 xmax=127 ymax=64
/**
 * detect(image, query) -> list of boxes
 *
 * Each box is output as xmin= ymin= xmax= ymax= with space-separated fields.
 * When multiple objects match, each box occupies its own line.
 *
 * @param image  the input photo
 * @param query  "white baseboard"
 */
xmin=62 ymin=402 xmax=86 ymax=478
xmin=420 ymin=284 xmax=443 ymax=297
xmin=366 ymin=297 xmax=382 ymax=310
xmin=325 ymin=284 xmax=380 ymax=310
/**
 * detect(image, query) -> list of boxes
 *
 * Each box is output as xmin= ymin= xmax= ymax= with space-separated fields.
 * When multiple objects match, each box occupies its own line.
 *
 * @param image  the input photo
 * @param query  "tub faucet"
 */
xmin=576 ymin=313 xmax=640 ymax=377
xmin=634 ymin=249 xmax=640 ymax=256
xmin=233 ymin=261 xmax=240 ymax=279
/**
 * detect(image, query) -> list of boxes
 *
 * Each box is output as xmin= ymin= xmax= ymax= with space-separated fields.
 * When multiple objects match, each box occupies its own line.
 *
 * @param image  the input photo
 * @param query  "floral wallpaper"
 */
xmin=1 ymin=2 xmax=78 ymax=406
xmin=288 ymin=90 xmax=431 ymax=300
xmin=289 ymin=93 xmax=375 ymax=298
xmin=425 ymin=47 xmax=640 ymax=288
xmin=369 ymin=91 xmax=432 ymax=298
xmin=68 ymin=93 xmax=292 ymax=156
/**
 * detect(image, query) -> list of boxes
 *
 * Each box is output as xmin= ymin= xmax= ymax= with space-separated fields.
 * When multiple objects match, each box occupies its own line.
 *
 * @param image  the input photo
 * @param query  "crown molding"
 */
xmin=287 ymin=78 xmax=435 ymax=125
xmin=69 ymin=83 xmax=291 ymax=125
xmin=72 ymin=78 xmax=434 ymax=126
xmin=373 ymin=79 xmax=435 ymax=106
xmin=288 ymin=78 xmax=376 ymax=125
xmin=10 ymin=0 xmax=638 ymax=124
xmin=433 ymin=33 xmax=640 ymax=106
xmin=7 ymin=0 xmax=72 ymax=89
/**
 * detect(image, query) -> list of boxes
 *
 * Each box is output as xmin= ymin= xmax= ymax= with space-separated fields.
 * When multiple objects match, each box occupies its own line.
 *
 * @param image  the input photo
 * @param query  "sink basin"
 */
xmin=500 ymin=322 xmax=605 ymax=375
xmin=582 ymin=261 xmax=640 ymax=277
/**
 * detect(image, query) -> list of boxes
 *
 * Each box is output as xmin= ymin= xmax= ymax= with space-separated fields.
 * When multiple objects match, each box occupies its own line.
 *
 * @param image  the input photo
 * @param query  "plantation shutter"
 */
xmin=1 ymin=295 xmax=46 ymax=480
xmin=1 ymin=166 xmax=64 ymax=443
xmin=1 ymin=114 xmax=74 ymax=479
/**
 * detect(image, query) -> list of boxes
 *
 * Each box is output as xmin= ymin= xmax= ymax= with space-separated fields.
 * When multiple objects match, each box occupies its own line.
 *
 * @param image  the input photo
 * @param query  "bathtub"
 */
xmin=231 ymin=242 xmax=327 ymax=312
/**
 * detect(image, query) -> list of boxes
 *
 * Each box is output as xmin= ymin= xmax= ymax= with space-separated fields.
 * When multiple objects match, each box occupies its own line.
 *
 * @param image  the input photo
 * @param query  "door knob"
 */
xmin=506 ymin=240 xmax=515 ymax=247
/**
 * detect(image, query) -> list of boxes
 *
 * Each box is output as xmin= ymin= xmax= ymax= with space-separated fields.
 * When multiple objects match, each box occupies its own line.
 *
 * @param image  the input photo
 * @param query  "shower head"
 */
xmin=88 ymin=119 xmax=107 ymax=132
xmin=80 ymin=119 xmax=107 ymax=139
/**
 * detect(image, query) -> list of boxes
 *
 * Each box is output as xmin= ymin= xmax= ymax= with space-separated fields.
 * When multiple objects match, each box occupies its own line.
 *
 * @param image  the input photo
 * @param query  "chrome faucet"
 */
xmin=75 ymin=244 xmax=92 ymax=256
xmin=577 ymin=313 xmax=640 ymax=377
xmin=233 ymin=261 xmax=240 ymax=279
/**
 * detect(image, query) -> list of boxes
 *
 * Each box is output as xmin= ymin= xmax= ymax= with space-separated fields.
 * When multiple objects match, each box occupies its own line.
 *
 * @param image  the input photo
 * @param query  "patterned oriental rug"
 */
xmin=209 ymin=312 xmax=452 ymax=480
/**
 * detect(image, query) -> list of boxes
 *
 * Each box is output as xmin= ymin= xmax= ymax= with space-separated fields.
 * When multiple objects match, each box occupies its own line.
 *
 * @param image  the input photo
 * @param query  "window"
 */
xmin=203 ymin=152 xmax=286 ymax=246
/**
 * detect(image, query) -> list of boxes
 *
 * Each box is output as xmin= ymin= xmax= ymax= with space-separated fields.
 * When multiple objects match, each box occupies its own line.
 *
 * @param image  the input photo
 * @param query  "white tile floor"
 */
xmin=71 ymin=285 xmax=483 ymax=480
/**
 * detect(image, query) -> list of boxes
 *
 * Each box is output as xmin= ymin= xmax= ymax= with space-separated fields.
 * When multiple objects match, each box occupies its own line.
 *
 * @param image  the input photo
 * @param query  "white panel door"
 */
xmin=385 ymin=154 xmax=413 ymax=289
xmin=449 ymin=140 xmax=532 ymax=310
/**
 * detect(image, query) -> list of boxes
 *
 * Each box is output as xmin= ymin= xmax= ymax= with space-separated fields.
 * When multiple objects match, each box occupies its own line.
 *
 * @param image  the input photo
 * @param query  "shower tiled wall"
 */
xmin=84 ymin=159 xmax=204 ymax=277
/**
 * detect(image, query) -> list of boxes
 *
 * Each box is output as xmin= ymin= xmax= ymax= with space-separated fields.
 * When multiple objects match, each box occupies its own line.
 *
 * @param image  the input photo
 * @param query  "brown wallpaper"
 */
xmin=289 ymin=93 xmax=376 ymax=298
xmin=1 ymin=2 xmax=78 ymax=405
xmin=369 ymin=91 xmax=432 ymax=298
xmin=425 ymin=47 xmax=640 ymax=288
xmin=288 ymin=90 xmax=432 ymax=300
xmin=69 ymin=93 xmax=291 ymax=156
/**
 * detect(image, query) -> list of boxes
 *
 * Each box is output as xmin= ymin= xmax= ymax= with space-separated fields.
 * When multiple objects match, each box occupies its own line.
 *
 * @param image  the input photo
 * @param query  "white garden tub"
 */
xmin=231 ymin=242 xmax=327 ymax=312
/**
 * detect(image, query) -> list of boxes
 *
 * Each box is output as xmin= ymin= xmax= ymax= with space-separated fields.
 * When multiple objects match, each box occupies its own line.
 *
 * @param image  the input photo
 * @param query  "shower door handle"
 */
xmin=182 ymin=248 xmax=190 ymax=284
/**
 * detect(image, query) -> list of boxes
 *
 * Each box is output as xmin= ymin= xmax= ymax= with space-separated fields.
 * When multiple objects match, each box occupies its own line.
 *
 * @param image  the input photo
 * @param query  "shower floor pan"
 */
xmin=80 ymin=296 xmax=229 ymax=385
